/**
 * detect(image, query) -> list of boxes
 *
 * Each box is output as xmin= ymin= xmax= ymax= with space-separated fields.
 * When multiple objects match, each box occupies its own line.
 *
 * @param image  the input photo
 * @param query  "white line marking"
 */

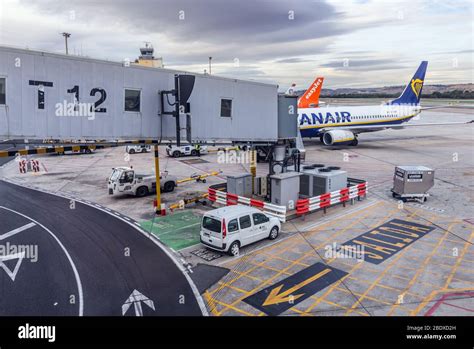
xmin=1 ymin=179 xmax=208 ymax=316
xmin=0 ymin=251 xmax=25 ymax=281
xmin=0 ymin=206 xmax=84 ymax=316
xmin=0 ymin=222 xmax=36 ymax=241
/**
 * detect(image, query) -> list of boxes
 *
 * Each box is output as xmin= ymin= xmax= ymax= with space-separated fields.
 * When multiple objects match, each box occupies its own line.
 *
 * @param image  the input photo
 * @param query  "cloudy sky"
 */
xmin=0 ymin=0 xmax=472 ymax=89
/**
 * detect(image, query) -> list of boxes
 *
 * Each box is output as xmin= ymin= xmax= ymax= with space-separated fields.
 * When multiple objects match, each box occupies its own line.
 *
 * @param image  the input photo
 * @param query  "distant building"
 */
xmin=132 ymin=43 xmax=163 ymax=68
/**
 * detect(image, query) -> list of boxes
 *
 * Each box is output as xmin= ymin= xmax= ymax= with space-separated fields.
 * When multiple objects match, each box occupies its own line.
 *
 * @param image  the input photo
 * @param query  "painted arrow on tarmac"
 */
xmin=243 ymin=262 xmax=347 ymax=316
xmin=122 ymin=289 xmax=155 ymax=316
xmin=262 ymin=268 xmax=332 ymax=306
xmin=0 ymin=251 xmax=25 ymax=281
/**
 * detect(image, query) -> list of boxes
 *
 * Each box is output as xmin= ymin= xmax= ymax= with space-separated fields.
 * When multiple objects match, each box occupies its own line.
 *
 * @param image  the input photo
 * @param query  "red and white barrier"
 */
xmin=296 ymin=182 xmax=368 ymax=216
xmin=153 ymin=199 xmax=167 ymax=215
xmin=31 ymin=159 xmax=40 ymax=172
xmin=18 ymin=159 xmax=41 ymax=174
xmin=208 ymin=188 xmax=287 ymax=222
xmin=19 ymin=160 xmax=27 ymax=173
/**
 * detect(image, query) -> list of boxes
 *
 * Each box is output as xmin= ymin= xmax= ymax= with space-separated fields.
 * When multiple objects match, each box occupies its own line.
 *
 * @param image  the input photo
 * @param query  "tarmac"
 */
xmin=1 ymin=105 xmax=473 ymax=316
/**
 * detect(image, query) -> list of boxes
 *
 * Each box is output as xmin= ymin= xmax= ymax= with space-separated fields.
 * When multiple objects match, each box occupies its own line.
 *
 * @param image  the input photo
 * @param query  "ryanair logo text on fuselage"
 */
xmin=299 ymin=111 xmax=351 ymax=126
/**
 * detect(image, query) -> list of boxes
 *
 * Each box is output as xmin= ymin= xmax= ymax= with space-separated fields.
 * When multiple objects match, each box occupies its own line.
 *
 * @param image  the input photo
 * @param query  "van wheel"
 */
xmin=129 ymin=149 xmax=135 ymax=154
xmin=228 ymin=241 xmax=240 ymax=256
xmin=191 ymin=150 xmax=197 ymax=156
xmin=173 ymin=151 xmax=180 ymax=158
xmin=136 ymin=186 xmax=149 ymax=197
xmin=163 ymin=181 xmax=175 ymax=193
xmin=269 ymin=226 xmax=279 ymax=240
xmin=141 ymin=148 xmax=147 ymax=153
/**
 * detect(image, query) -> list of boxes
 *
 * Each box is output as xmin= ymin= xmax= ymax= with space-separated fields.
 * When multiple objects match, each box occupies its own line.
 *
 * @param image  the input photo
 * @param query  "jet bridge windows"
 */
xmin=220 ymin=98 xmax=232 ymax=117
xmin=0 ymin=77 xmax=5 ymax=105
xmin=124 ymin=88 xmax=141 ymax=112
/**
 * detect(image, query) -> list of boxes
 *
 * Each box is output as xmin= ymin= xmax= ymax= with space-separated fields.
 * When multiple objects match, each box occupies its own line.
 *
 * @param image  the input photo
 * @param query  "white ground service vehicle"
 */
xmin=126 ymin=145 xmax=151 ymax=154
xmin=200 ymin=205 xmax=281 ymax=256
xmin=166 ymin=144 xmax=208 ymax=158
xmin=108 ymin=167 xmax=177 ymax=197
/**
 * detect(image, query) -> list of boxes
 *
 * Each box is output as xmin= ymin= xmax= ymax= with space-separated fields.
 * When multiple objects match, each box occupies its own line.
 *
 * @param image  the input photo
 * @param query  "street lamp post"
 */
xmin=61 ymin=32 xmax=71 ymax=55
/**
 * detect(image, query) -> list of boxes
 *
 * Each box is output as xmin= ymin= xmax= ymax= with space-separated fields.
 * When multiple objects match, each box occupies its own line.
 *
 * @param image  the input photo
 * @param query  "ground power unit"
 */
xmin=300 ymin=165 xmax=348 ymax=197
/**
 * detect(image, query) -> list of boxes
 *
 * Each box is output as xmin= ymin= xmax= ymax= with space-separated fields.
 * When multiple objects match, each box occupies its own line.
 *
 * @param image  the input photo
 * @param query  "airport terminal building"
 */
xmin=0 ymin=46 xmax=280 ymax=142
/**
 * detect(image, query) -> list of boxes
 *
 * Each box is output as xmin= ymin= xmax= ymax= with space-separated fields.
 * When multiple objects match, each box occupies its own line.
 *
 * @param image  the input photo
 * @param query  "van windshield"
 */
xmin=202 ymin=217 xmax=221 ymax=233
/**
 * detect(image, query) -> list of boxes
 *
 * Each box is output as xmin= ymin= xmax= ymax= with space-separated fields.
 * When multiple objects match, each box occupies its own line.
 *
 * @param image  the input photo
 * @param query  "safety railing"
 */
xmin=296 ymin=181 xmax=368 ymax=216
xmin=208 ymin=186 xmax=287 ymax=222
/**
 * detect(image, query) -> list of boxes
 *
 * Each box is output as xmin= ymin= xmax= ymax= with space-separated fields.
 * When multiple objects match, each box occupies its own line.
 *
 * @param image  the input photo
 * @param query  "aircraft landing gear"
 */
xmin=350 ymin=137 xmax=359 ymax=146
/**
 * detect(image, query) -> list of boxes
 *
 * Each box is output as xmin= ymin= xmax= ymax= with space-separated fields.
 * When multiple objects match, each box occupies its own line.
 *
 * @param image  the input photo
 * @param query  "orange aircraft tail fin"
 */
xmin=298 ymin=77 xmax=324 ymax=108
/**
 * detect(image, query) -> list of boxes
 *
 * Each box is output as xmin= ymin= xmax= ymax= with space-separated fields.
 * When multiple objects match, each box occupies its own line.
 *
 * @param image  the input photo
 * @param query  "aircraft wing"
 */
xmin=319 ymin=120 xmax=474 ymax=134
xmin=420 ymin=102 xmax=459 ymax=110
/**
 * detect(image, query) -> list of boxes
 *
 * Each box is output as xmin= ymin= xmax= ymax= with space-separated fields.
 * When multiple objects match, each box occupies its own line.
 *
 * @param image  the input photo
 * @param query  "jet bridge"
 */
xmin=0 ymin=46 xmax=300 ymax=212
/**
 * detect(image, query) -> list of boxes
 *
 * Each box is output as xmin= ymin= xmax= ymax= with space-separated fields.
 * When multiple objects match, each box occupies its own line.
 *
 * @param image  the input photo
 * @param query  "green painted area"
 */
xmin=140 ymin=210 xmax=202 ymax=250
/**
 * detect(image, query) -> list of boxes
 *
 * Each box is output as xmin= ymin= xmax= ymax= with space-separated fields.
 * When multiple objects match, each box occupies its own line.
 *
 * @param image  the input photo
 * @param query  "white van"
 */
xmin=200 ymin=205 xmax=281 ymax=256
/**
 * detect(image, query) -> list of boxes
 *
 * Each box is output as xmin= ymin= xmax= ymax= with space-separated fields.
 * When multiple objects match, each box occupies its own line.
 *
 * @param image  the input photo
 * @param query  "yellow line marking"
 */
xmin=303 ymin=206 xmax=429 ymax=316
xmin=385 ymin=221 xmax=459 ymax=316
xmin=206 ymin=201 xmax=400 ymax=316
xmin=300 ymin=205 xmax=402 ymax=316
xmin=410 ymin=229 xmax=474 ymax=315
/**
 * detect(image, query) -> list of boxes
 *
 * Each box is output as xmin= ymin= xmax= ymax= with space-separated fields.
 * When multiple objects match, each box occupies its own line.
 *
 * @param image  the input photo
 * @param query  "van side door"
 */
xmin=252 ymin=213 xmax=271 ymax=240
xmin=238 ymin=215 xmax=255 ymax=247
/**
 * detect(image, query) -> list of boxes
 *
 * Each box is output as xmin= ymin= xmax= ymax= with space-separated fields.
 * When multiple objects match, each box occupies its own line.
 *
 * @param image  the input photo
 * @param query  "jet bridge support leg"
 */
xmin=154 ymin=145 xmax=163 ymax=215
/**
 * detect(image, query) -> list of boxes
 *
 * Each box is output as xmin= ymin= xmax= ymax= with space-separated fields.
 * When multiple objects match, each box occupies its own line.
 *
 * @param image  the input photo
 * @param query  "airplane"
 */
xmin=298 ymin=61 xmax=472 ymax=146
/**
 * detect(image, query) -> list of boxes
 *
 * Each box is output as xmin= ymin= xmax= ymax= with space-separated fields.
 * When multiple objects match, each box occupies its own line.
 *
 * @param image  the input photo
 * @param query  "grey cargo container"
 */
xmin=392 ymin=166 xmax=434 ymax=195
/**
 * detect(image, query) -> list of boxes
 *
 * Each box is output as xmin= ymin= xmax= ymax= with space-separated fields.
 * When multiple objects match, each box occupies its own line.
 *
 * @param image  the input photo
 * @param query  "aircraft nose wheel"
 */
xmin=351 ymin=138 xmax=359 ymax=146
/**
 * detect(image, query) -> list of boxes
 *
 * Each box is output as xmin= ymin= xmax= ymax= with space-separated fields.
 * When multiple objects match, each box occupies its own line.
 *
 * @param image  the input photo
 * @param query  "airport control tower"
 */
xmin=133 ymin=42 xmax=163 ymax=68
